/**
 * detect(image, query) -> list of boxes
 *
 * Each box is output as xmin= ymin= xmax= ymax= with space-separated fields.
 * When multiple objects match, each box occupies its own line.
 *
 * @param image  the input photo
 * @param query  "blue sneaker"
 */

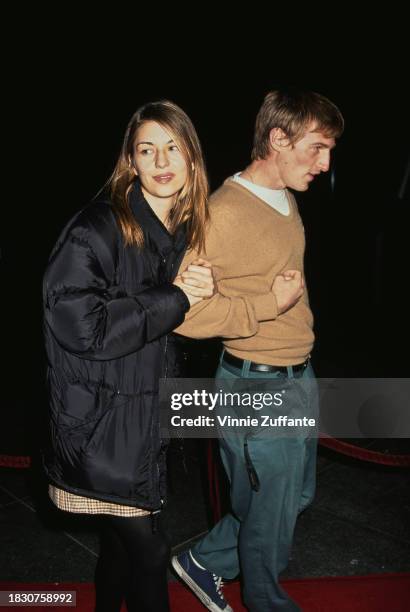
xmin=171 ymin=550 xmax=233 ymax=612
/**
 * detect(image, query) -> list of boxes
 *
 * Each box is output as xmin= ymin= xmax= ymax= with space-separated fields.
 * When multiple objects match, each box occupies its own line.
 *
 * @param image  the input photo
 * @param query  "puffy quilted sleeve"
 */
xmin=43 ymin=210 xmax=189 ymax=360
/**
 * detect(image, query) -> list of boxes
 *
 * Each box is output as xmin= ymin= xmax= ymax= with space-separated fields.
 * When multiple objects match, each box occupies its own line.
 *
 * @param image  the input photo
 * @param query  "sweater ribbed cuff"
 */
xmin=251 ymin=292 xmax=278 ymax=322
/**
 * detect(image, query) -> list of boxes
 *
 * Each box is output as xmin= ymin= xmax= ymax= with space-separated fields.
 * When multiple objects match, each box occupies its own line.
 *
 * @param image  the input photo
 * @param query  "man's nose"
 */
xmin=318 ymin=150 xmax=331 ymax=172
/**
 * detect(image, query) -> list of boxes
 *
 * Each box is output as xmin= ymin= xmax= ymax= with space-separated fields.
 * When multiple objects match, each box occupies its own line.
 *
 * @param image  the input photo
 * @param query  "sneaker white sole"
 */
xmin=171 ymin=556 xmax=233 ymax=612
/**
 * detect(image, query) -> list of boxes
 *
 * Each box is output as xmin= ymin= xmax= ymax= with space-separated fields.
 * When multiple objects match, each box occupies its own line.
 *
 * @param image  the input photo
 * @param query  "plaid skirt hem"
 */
xmin=48 ymin=484 xmax=150 ymax=517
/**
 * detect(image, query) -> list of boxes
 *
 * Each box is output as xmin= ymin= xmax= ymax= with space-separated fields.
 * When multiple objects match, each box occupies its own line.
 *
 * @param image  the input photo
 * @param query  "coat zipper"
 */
xmin=156 ymin=259 xmax=169 ymax=513
xmin=153 ymin=254 xmax=175 ymax=521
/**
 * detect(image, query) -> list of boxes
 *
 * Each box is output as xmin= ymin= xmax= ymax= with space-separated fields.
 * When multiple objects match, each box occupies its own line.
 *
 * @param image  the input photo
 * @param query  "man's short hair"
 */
xmin=252 ymin=89 xmax=344 ymax=160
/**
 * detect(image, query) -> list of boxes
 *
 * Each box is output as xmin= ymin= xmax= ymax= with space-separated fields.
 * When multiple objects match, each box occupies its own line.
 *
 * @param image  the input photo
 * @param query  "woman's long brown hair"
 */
xmin=106 ymin=100 xmax=209 ymax=251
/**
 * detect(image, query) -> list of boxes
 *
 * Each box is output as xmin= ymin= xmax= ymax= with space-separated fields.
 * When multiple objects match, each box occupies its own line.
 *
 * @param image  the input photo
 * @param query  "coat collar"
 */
xmin=129 ymin=179 xmax=186 ymax=257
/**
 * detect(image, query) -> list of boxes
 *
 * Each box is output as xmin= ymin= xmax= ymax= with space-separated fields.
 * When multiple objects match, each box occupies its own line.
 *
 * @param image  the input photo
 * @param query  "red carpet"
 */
xmin=1 ymin=574 xmax=409 ymax=611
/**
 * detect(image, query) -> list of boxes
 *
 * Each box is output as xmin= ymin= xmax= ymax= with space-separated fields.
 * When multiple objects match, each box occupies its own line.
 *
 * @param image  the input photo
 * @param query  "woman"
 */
xmin=42 ymin=100 xmax=214 ymax=611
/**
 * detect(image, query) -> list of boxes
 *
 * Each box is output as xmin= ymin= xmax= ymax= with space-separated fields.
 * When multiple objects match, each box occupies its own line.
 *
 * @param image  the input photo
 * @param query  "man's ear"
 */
xmin=269 ymin=128 xmax=291 ymax=152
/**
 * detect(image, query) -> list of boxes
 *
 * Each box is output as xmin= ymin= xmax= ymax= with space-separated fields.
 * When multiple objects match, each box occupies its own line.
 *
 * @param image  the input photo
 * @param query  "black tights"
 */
xmin=94 ymin=514 xmax=170 ymax=612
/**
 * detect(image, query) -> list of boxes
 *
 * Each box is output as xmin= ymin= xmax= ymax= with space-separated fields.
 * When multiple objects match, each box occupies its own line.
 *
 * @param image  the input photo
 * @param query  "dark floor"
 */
xmin=1 ymin=438 xmax=409 ymax=585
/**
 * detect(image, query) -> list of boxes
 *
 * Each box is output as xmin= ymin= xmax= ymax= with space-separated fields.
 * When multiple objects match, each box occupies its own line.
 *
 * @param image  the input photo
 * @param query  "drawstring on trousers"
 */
xmin=244 ymin=434 xmax=260 ymax=492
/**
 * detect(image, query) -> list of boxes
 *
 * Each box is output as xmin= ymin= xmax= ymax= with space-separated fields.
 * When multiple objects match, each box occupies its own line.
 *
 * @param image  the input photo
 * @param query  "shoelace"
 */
xmin=212 ymin=574 xmax=225 ymax=598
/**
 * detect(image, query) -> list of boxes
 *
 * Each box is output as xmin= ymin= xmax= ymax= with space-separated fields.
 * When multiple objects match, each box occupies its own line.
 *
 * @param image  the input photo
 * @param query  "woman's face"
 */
xmin=132 ymin=121 xmax=188 ymax=202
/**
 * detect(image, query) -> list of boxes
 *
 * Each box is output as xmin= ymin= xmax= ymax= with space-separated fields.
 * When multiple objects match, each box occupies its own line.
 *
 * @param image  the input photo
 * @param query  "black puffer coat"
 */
xmin=43 ymin=181 xmax=189 ymax=510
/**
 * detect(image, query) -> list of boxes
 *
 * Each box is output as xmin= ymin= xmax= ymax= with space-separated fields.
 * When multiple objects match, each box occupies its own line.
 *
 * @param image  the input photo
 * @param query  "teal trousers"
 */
xmin=192 ymin=353 xmax=318 ymax=612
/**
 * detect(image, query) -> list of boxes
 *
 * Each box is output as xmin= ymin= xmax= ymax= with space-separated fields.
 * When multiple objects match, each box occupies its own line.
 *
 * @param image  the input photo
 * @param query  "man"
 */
xmin=172 ymin=89 xmax=344 ymax=612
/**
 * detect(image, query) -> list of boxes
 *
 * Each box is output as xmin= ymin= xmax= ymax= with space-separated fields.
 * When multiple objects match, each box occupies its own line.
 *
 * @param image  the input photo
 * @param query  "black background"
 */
xmin=2 ymin=36 xmax=409 ymax=456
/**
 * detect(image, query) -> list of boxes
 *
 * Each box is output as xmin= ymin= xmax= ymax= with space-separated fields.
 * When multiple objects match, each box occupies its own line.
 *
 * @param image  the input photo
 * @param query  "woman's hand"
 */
xmin=173 ymin=258 xmax=216 ymax=307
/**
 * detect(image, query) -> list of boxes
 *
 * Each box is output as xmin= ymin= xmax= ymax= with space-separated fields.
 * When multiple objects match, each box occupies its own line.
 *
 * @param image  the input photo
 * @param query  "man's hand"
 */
xmin=272 ymin=269 xmax=304 ymax=314
xmin=173 ymin=258 xmax=215 ymax=307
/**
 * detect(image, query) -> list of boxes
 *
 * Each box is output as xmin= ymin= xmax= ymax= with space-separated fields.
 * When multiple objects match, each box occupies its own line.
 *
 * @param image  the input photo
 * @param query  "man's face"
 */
xmin=275 ymin=123 xmax=336 ymax=191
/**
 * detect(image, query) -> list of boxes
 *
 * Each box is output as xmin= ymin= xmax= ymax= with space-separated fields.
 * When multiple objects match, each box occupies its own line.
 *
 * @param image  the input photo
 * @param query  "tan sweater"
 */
xmin=175 ymin=179 xmax=314 ymax=365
